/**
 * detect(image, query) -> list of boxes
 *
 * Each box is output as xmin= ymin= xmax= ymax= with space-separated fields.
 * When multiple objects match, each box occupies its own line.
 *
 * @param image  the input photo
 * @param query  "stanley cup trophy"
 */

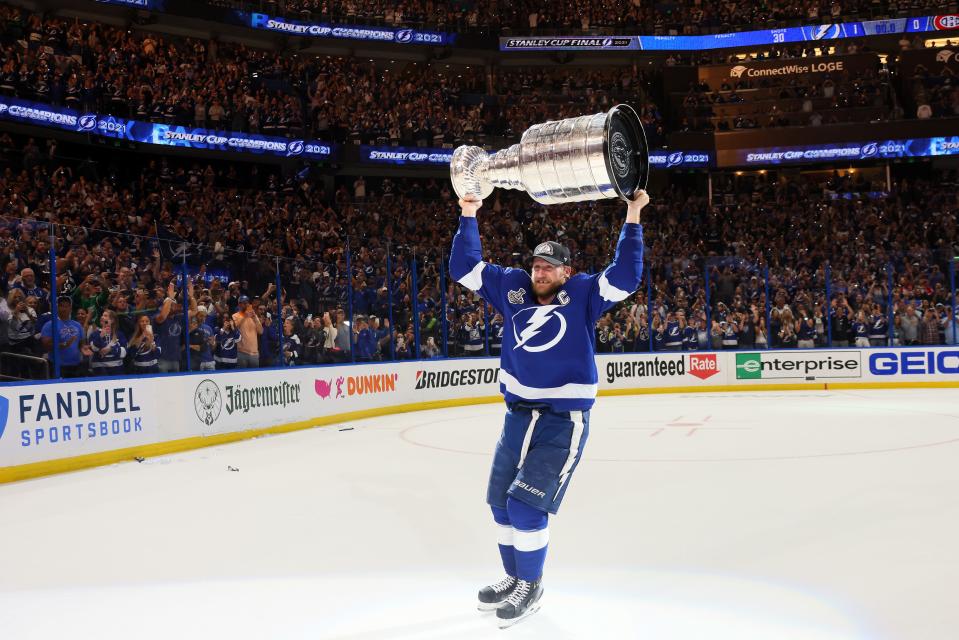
xmin=450 ymin=104 xmax=649 ymax=205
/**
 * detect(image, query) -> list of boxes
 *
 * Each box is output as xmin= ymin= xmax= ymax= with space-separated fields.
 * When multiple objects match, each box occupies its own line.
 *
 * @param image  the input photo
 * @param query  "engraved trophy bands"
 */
xmin=450 ymin=104 xmax=649 ymax=205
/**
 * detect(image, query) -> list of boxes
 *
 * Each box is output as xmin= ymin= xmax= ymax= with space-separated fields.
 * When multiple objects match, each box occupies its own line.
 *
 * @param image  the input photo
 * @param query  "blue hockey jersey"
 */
xmin=449 ymin=216 xmax=643 ymax=411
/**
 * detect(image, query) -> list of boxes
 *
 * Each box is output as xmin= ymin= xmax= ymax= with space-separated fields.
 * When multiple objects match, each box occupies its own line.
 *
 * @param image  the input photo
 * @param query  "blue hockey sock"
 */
xmin=491 ymin=505 xmax=516 ymax=577
xmin=507 ymin=496 xmax=549 ymax=581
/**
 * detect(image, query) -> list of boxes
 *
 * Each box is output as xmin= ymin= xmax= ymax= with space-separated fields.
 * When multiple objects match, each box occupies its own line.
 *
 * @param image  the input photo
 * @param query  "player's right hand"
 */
xmin=458 ymin=197 xmax=482 ymax=218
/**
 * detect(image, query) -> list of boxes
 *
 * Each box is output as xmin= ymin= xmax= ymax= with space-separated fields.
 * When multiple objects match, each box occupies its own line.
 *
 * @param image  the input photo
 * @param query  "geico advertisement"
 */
xmin=0 ymin=379 xmax=166 ymax=466
xmin=867 ymin=349 xmax=959 ymax=377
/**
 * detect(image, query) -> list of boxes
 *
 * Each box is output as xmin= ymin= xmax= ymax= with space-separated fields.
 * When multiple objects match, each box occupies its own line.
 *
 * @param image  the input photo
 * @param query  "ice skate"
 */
xmin=495 ymin=578 xmax=543 ymax=628
xmin=477 ymin=575 xmax=517 ymax=611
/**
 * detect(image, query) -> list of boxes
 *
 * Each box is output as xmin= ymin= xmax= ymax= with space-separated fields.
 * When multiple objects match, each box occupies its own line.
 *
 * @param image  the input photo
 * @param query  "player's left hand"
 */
xmin=629 ymin=189 xmax=650 ymax=210
xmin=626 ymin=189 xmax=649 ymax=222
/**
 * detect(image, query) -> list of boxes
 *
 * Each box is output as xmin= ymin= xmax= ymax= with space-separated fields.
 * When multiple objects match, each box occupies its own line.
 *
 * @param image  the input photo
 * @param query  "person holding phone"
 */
xmin=86 ymin=309 xmax=127 ymax=375
xmin=128 ymin=314 xmax=161 ymax=374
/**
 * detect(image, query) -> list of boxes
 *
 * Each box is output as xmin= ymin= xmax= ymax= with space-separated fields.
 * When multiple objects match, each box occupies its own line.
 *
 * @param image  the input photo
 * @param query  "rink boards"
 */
xmin=1 ymin=346 xmax=957 ymax=482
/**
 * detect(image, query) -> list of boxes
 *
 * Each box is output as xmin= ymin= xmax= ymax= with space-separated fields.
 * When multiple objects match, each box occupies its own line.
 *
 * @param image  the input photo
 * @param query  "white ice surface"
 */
xmin=2 ymin=389 xmax=958 ymax=639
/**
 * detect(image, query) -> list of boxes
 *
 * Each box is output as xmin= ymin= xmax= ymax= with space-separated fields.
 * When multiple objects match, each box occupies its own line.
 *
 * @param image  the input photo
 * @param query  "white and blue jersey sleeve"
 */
xmin=449 ymin=216 xmax=644 ymax=412
xmin=450 ymin=216 xmax=521 ymax=315
xmin=585 ymin=223 xmax=645 ymax=322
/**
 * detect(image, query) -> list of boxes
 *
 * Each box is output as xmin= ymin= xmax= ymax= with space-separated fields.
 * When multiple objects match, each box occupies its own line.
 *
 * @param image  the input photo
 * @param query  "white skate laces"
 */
xmin=506 ymin=579 xmax=531 ymax=605
xmin=492 ymin=576 xmax=516 ymax=593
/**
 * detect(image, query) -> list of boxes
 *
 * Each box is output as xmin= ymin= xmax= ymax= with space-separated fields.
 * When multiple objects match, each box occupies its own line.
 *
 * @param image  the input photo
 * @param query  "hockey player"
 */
xmin=449 ymin=190 xmax=649 ymax=627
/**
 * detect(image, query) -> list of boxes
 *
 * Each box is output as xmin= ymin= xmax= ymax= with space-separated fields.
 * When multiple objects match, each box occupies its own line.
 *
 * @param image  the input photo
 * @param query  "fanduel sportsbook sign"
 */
xmin=8 ymin=387 xmax=147 ymax=449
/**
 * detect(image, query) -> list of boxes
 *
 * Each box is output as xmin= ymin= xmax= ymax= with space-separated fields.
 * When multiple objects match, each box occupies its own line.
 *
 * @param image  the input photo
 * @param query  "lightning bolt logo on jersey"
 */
xmin=513 ymin=305 xmax=568 ymax=352
xmin=449 ymin=216 xmax=644 ymax=411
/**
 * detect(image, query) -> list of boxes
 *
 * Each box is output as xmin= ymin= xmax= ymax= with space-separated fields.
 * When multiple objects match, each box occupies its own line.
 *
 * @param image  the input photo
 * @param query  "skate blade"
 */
xmin=497 ymin=601 xmax=542 ymax=629
xmin=477 ymin=601 xmax=502 ymax=612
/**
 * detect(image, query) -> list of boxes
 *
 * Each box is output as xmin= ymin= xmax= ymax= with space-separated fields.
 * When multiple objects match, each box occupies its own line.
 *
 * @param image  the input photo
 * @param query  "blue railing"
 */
xmin=25 ymin=233 xmax=956 ymax=382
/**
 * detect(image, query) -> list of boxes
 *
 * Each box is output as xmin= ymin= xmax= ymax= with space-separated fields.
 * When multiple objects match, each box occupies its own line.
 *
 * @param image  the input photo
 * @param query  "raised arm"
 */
xmin=154 ymin=282 xmax=176 ymax=324
xmin=449 ymin=197 xmax=514 ymax=311
xmin=587 ymin=190 xmax=649 ymax=320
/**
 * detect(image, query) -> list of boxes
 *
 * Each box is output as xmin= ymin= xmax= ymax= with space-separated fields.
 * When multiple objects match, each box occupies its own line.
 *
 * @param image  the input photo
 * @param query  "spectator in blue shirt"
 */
xmin=189 ymin=312 xmax=215 ymax=371
xmin=354 ymin=316 xmax=377 ymax=361
xmin=39 ymin=297 xmax=85 ymax=378
xmin=259 ymin=309 xmax=281 ymax=367
xmin=372 ymin=316 xmax=391 ymax=359
xmin=153 ymin=282 xmax=185 ymax=372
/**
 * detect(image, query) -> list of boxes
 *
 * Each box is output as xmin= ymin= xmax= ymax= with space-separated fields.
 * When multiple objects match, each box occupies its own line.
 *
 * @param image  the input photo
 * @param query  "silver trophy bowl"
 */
xmin=450 ymin=104 xmax=649 ymax=205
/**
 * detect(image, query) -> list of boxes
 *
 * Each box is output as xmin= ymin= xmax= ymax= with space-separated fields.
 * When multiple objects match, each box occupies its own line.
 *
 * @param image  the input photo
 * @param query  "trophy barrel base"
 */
xmin=603 ymin=105 xmax=649 ymax=201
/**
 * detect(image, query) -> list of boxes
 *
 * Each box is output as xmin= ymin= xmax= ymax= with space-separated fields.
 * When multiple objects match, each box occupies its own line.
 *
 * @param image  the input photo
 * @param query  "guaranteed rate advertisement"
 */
xmin=0 ymin=97 xmax=334 ymax=161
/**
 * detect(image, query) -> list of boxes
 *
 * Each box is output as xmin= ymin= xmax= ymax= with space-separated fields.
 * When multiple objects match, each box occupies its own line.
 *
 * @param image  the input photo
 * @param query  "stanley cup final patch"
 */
xmin=535 ymin=242 xmax=553 ymax=255
xmin=508 ymin=289 xmax=526 ymax=305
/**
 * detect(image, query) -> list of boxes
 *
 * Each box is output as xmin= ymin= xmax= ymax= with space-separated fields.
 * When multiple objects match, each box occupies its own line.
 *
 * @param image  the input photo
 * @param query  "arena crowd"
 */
xmin=0 ymin=136 xmax=954 ymax=379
